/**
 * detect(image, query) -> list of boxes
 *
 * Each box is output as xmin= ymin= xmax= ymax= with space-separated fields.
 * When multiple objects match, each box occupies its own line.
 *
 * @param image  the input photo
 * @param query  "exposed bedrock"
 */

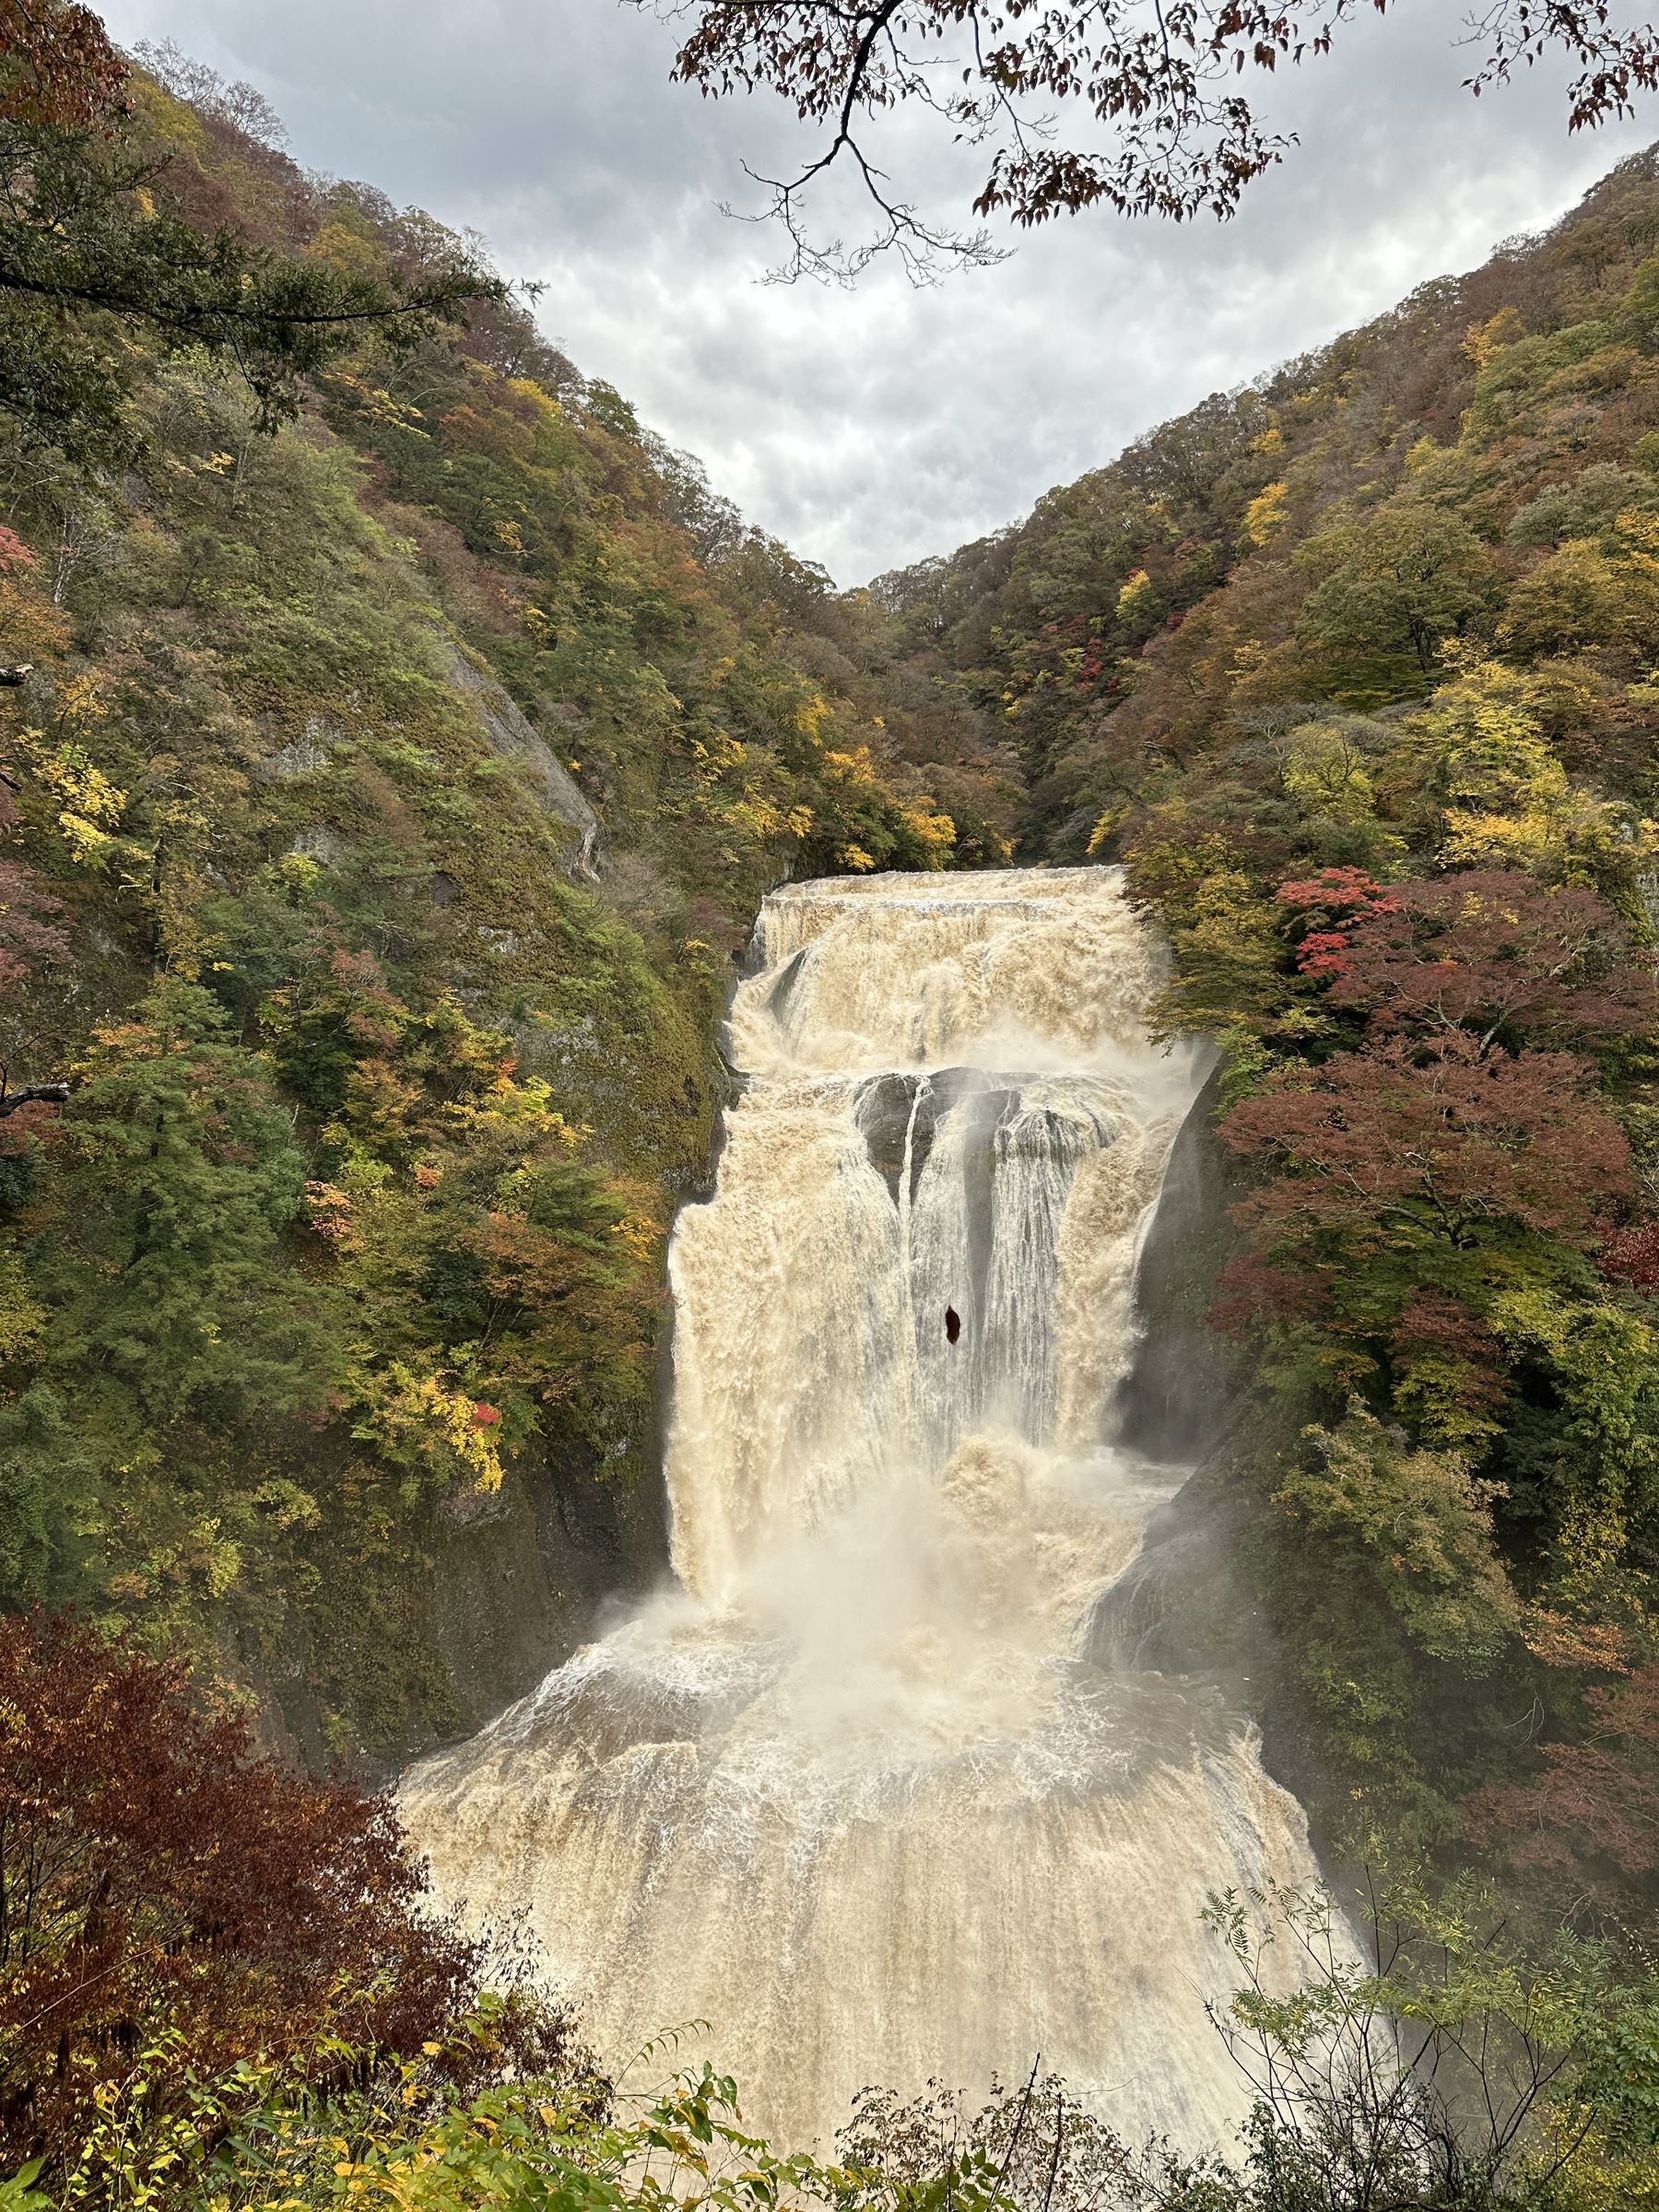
xmin=1114 ymin=1058 xmax=1241 ymax=1466
xmin=1092 ymin=1062 xmax=1339 ymax=1857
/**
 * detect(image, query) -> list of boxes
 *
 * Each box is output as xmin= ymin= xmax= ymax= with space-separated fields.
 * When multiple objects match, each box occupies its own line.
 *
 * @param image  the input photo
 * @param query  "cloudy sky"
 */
xmin=98 ymin=0 xmax=1659 ymax=584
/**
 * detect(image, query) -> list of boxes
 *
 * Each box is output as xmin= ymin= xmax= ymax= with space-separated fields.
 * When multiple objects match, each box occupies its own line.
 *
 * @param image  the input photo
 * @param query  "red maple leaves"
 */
xmin=1223 ymin=1030 xmax=1631 ymax=1253
xmin=0 ymin=1615 xmax=572 ymax=2167
xmin=1218 ymin=868 xmax=1653 ymax=1332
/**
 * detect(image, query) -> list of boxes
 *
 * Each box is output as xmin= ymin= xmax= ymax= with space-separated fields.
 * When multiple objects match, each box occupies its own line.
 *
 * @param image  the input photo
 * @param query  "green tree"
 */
xmin=1280 ymin=1403 xmax=1520 ymax=1671
xmin=0 ymin=3 xmax=497 ymax=465
xmin=0 ymin=982 xmax=340 ymax=1618
xmin=45 ymin=980 xmax=324 ymax=1424
xmin=1299 ymin=502 xmax=1494 ymax=694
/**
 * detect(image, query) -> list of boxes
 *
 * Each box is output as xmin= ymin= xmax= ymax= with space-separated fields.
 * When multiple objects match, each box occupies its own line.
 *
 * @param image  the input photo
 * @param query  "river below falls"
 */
xmin=400 ymin=865 xmax=1323 ymax=2151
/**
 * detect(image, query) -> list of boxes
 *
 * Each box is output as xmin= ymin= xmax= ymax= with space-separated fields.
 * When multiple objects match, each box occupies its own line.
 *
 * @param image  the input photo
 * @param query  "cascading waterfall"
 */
xmin=401 ymin=866 xmax=1324 ymax=2150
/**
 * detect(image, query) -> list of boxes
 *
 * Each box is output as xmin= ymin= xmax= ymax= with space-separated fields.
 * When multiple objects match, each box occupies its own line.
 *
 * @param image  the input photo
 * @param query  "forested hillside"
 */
xmin=863 ymin=150 xmax=1659 ymax=1923
xmin=10 ymin=7 xmax=1659 ymax=1908
xmin=14 ymin=4 xmax=1659 ymax=2199
xmin=0 ymin=44 xmax=1018 ymax=1765
xmin=12 ymin=21 xmax=1659 ymax=1889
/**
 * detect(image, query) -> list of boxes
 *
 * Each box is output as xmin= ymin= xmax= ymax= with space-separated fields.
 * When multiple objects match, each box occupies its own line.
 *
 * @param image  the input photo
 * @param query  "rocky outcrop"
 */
xmin=1092 ymin=1068 xmax=1345 ymax=1864
xmin=1089 ymin=1061 xmax=1255 ymax=1679
xmin=440 ymin=642 xmax=602 ymax=877
xmin=1115 ymin=1060 xmax=1243 ymax=1464
xmin=245 ymin=1443 xmax=671 ymax=1785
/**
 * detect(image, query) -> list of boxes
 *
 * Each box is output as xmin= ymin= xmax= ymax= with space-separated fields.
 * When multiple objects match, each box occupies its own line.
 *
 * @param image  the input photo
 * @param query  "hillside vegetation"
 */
xmin=863 ymin=149 xmax=1659 ymax=1918
xmin=0 ymin=45 xmax=1017 ymax=1762
xmin=8 ymin=9 xmax=1659 ymax=2205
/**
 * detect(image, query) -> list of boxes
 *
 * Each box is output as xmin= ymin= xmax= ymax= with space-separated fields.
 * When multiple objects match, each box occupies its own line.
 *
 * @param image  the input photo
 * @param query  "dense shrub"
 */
xmin=0 ymin=1614 xmax=574 ymax=2171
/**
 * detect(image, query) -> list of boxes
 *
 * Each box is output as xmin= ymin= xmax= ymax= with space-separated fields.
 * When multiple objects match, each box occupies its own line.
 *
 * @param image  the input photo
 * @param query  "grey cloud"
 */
xmin=100 ymin=0 xmax=1658 ymax=581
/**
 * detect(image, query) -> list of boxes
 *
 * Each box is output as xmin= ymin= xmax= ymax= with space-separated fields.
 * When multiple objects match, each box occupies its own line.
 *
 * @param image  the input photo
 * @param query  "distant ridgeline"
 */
xmin=0 ymin=52 xmax=1019 ymax=1765
xmin=861 ymin=150 xmax=1659 ymax=1915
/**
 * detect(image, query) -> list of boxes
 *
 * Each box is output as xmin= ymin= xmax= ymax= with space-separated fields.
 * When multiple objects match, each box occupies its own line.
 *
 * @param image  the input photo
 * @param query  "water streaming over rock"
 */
xmin=400 ymin=866 xmax=1324 ymax=2151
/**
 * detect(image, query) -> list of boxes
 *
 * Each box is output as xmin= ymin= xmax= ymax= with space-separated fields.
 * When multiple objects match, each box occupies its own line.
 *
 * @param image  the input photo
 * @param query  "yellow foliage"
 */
xmin=1115 ymin=568 xmax=1158 ymax=619
xmin=1441 ymin=807 xmax=1557 ymax=868
xmin=357 ymin=1364 xmax=506 ymax=1493
xmin=794 ymin=692 xmax=831 ymax=742
xmin=608 ymin=1213 xmax=658 ymax=1265
xmin=325 ymin=371 xmax=433 ymax=438
xmin=1547 ymin=2146 xmax=1659 ymax=2211
xmin=0 ymin=573 xmax=70 ymax=666
xmin=56 ymin=671 xmax=109 ymax=725
xmin=249 ymin=1478 xmax=322 ymax=1533
xmin=507 ymin=375 xmax=565 ymax=422
xmin=1086 ymin=804 xmax=1129 ymax=855
xmin=1462 ymin=305 xmax=1524 ymax=368
xmin=899 ymin=799 xmax=956 ymax=863
xmin=1244 ymin=480 xmax=1290 ymax=547
xmin=1498 ymin=538 xmax=1630 ymax=657
xmin=1614 ymin=503 xmax=1659 ymax=572
xmin=724 ymin=796 xmax=779 ymax=841
xmin=0 ymin=1251 xmax=47 ymax=1361
xmin=444 ymin=1068 xmax=573 ymax=1147
xmin=19 ymin=730 xmax=126 ymax=864
xmin=836 ymin=843 xmax=877 ymax=872
xmin=1279 ymin=720 xmax=1379 ymax=826
xmin=1523 ymin=653 xmax=1614 ymax=734
xmin=1405 ymin=661 xmax=1641 ymax=889
xmin=309 ymin=219 xmax=387 ymax=278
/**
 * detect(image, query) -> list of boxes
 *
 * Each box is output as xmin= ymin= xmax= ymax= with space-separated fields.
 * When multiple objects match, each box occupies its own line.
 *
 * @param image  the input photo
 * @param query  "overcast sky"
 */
xmin=98 ymin=0 xmax=1659 ymax=584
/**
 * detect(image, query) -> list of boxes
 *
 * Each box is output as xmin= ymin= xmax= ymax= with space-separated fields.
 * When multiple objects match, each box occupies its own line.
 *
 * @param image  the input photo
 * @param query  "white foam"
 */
xmin=401 ymin=867 xmax=1320 ymax=2151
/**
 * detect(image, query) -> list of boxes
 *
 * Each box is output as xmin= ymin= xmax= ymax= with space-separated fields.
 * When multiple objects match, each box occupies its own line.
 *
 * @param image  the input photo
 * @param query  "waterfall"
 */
xmin=400 ymin=866 xmax=1323 ymax=2151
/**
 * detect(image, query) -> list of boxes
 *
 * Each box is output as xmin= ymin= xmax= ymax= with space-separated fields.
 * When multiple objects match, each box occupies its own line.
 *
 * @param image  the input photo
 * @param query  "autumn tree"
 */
xmin=268 ymin=942 xmax=660 ymax=1488
xmin=0 ymin=1 xmax=499 ymax=465
xmin=0 ymin=1612 xmax=575 ymax=2171
xmin=640 ymin=0 xmax=1659 ymax=276
xmin=1602 ymin=1219 xmax=1659 ymax=1289
xmin=1296 ymin=501 xmax=1494 ymax=693
xmin=1216 ymin=1018 xmax=1635 ymax=1442
xmin=1277 ymin=866 xmax=1656 ymax=1054
xmin=1462 ymin=1663 xmax=1659 ymax=1927
xmin=0 ymin=0 xmax=125 ymax=129
xmin=1221 ymin=1030 xmax=1631 ymax=1288
xmin=1218 ymin=864 xmax=1659 ymax=1646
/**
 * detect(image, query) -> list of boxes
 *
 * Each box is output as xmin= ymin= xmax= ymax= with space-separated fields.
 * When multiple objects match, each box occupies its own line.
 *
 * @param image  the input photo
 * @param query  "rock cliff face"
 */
xmin=440 ymin=643 xmax=602 ymax=878
xmin=247 ymin=1447 xmax=671 ymax=1783
xmin=1093 ymin=1068 xmax=1271 ymax=1694
xmin=1115 ymin=1060 xmax=1241 ymax=1465
xmin=1094 ymin=1072 xmax=1338 ymax=1853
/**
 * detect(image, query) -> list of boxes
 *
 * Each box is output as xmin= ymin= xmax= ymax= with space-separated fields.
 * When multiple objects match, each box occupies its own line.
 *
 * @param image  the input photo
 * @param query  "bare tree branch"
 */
xmin=639 ymin=0 xmax=1659 ymax=278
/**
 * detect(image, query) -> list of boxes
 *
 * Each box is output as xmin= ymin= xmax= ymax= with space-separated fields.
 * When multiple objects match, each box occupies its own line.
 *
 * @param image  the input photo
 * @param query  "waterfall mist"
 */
xmin=400 ymin=867 xmax=1323 ymax=2149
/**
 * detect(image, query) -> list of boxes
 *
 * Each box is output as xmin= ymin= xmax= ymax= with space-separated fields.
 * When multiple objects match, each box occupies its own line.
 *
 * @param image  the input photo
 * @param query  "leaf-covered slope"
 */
xmin=873 ymin=148 xmax=1659 ymax=867
xmin=0 ymin=60 xmax=1017 ymax=1764
xmin=865 ymin=151 xmax=1659 ymax=1903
